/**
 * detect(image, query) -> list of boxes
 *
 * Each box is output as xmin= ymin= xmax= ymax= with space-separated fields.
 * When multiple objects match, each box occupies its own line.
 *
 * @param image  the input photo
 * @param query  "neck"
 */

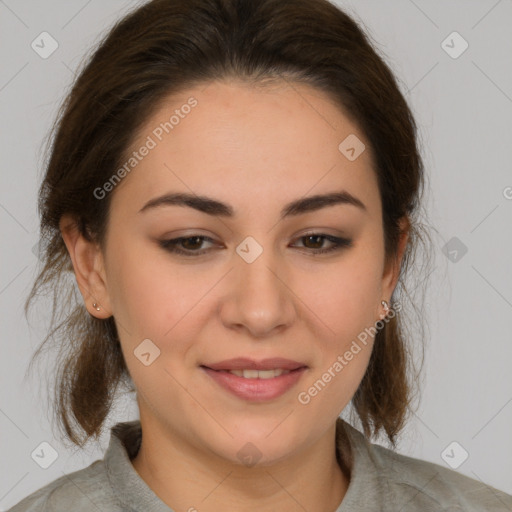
xmin=131 ymin=419 xmax=350 ymax=512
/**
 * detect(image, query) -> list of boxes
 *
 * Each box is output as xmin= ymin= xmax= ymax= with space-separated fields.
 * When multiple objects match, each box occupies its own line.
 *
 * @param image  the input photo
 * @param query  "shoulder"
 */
xmin=339 ymin=420 xmax=512 ymax=511
xmin=7 ymin=459 xmax=119 ymax=512
xmin=373 ymin=443 xmax=512 ymax=510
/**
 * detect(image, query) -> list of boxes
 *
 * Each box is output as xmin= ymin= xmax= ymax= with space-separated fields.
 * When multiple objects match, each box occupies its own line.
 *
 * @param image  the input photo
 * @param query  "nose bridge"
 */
xmin=222 ymin=236 xmax=295 ymax=336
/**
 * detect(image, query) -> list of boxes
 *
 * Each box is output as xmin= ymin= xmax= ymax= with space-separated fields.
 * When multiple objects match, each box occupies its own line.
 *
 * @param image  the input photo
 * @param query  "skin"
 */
xmin=60 ymin=79 xmax=408 ymax=512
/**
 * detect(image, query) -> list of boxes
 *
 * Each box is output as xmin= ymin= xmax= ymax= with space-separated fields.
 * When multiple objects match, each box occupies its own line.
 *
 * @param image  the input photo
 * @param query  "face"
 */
xmin=70 ymin=79 xmax=404 ymax=466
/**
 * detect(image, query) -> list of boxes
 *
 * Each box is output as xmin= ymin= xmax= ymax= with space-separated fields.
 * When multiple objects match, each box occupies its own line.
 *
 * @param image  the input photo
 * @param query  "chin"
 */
xmin=219 ymin=422 xmax=305 ymax=465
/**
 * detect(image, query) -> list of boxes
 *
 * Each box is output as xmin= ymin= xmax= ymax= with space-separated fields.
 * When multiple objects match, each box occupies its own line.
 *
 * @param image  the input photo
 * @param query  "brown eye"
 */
xmin=180 ymin=236 xmax=205 ymax=250
xmin=293 ymin=234 xmax=352 ymax=255
xmin=159 ymin=235 xmax=215 ymax=255
xmin=302 ymin=235 xmax=326 ymax=249
xmin=158 ymin=233 xmax=352 ymax=257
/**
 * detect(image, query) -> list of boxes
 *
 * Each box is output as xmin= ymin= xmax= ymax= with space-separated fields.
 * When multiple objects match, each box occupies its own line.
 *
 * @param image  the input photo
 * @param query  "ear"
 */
xmin=59 ymin=214 xmax=112 ymax=318
xmin=380 ymin=216 xmax=409 ymax=310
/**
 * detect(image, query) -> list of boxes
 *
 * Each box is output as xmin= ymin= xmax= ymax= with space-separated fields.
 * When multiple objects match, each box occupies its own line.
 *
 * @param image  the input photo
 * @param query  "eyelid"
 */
xmin=297 ymin=228 xmax=347 ymax=238
xmin=157 ymin=231 xmax=352 ymax=257
xmin=161 ymin=227 xmax=347 ymax=242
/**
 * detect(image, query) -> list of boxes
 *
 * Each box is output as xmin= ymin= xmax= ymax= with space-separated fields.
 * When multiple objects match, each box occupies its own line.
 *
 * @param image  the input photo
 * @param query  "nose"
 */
xmin=219 ymin=246 xmax=297 ymax=339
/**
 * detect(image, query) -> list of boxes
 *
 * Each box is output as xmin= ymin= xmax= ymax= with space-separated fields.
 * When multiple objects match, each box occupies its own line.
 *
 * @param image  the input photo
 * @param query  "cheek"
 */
xmin=106 ymin=239 xmax=210 ymax=378
xmin=105 ymin=235 xmax=185 ymax=334
xmin=307 ymin=255 xmax=383 ymax=340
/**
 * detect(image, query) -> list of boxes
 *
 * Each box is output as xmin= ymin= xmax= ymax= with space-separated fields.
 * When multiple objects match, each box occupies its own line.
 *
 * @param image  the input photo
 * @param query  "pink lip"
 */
xmin=203 ymin=357 xmax=306 ymax=371
xmin=201 ymin=366 xmax=307 ymax=402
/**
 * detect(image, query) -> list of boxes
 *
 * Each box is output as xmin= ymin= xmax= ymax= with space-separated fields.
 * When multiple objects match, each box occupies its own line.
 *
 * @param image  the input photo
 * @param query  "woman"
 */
xmin=10 ymin=0 xmax=512 ymax=510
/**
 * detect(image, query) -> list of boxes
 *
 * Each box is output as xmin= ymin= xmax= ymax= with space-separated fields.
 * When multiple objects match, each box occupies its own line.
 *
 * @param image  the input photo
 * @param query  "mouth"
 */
xmin=209 ymin=368 xmax=298 ymax=379
xmin=200 ymin=358 xmax=308 ymax=402
xmin=201 ymin=357 xmax=307 ymax=372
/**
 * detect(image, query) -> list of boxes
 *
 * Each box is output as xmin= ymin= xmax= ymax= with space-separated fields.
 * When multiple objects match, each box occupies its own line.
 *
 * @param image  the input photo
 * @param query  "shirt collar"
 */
xmin=335 ymin=419 xmax=384 ymax=511
xmin=104 ymin=420 xmax=173 ymax=511
xmin=104 ymin=417 xmax=380 ymax=512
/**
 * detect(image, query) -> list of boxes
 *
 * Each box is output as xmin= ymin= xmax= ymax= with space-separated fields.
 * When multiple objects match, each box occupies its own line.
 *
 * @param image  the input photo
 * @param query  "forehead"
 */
xmin=110 ymin=79 xmax=380 ymax=219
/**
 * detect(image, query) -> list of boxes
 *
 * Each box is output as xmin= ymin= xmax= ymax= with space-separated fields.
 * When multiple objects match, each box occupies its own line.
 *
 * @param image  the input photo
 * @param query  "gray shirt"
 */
xmin=8 ymin=418 xmax=512 ymax=511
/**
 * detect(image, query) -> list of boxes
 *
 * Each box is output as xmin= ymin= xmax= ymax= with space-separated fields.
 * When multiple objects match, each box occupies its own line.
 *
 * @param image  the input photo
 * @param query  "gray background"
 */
xmin=1 ymin=0 xmax=511 ymax=508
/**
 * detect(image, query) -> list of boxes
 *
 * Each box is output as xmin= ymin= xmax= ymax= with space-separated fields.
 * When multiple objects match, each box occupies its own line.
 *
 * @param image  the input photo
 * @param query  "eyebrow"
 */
xmin=138 ymin=189 xmax=367 ymax=219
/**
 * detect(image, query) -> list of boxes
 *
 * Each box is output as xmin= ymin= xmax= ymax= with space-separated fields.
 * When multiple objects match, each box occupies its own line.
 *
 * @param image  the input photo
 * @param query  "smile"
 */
xmin=201 ymin=366 xmax=307 ymax=402
xmin=224 ymin=369 xmax=291 ymax=378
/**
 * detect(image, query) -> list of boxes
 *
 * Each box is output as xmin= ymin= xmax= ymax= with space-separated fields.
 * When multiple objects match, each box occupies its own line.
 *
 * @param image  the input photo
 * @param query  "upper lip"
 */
xmin=202 ymin=357 xmax=307 ymax=371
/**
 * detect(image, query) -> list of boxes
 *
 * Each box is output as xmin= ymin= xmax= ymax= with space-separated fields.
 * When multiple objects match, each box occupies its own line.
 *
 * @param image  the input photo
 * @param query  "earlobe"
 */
xmin=59 ymin=214 xmax=112 ymax=318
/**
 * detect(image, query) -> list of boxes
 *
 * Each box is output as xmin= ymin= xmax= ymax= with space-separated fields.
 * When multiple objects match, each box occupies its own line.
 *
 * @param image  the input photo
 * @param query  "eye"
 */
xmin=159 ymin=235 xmax=216 ymax=256
xmin=291 ymin=233 xmax=353 ymax=255
xmin=158 ymin=233 xmax=352 ymax=257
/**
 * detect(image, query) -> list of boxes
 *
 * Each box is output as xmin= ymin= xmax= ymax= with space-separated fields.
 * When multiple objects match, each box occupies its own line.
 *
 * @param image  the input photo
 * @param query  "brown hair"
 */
xmin=25 ymin=0 xmax=433 ymax=448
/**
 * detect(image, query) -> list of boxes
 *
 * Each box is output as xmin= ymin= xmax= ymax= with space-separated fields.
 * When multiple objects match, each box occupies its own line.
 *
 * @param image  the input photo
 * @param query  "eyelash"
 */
xmin=158 ymin=233 xmax=352 ymax=257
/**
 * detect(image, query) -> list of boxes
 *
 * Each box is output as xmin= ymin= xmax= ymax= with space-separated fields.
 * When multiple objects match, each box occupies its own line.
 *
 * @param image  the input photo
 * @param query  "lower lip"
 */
xmin=201 ymin=367 xmax=307 ymax=402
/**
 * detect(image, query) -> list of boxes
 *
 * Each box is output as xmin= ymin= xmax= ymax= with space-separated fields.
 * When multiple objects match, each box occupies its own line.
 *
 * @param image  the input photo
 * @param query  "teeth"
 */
xmin=227 ymin=369 xmax=291 ymax=379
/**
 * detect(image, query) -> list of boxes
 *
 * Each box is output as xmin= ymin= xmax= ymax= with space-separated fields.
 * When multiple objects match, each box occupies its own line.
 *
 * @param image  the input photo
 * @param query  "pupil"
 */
xmin=184 ymin=237 xmax=201 ymax=249
xmin=306 ymin=235 xmax=322 ymax=248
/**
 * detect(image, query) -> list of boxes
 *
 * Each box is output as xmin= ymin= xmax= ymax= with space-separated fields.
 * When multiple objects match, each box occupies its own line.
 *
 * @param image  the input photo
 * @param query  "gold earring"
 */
xmin=92 ymin=303 xmax=101 ymax=311
xmin=380 ymin=300 xmax=389 ymax=318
